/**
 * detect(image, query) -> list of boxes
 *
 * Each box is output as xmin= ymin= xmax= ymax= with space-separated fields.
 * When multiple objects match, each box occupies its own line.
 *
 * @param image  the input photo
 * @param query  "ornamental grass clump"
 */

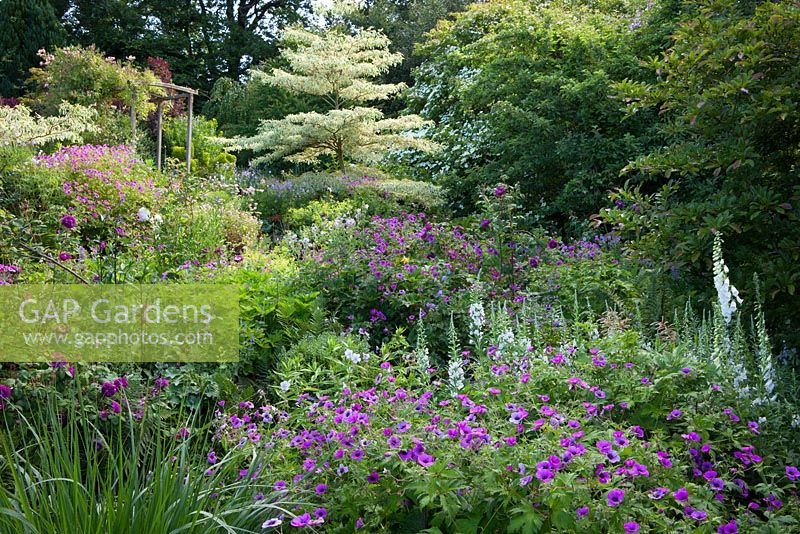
xmin=0 ymin=393 xmax=292 ymax=533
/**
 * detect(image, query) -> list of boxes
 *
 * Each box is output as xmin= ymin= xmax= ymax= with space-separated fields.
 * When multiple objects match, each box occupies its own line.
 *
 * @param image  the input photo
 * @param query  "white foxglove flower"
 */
xmin=137 ymin=207 xmax=151 ymax=222
xmin=712 ymin=234 xmax=742 ymax=324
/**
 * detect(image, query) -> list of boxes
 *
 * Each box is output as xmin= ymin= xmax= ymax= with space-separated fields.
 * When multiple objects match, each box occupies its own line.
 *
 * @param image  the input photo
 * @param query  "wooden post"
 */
xmin=156 ymin=101 xmax=163 ymax=171
xmin=186 ymin=93 xmax=194 ymax=173
xmin=130 ymin=86 xmax=137 ymax=148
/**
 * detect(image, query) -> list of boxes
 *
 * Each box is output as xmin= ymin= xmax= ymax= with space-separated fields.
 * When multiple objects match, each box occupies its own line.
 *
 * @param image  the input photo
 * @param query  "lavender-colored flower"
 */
xmin=673 ymin=487 xmax=689 ymax=502
xmin=262 ymin=518 xmax=282 ymax=528
xmin=717 ymin=520 xmax=738 ymax=533
xmin=667 ymin=409 xmax=682 ymax=421
xmin=367 ymin=471 xmax=380 ymax=484
xmin=624 ymin=522 xmax=640 ymax=532
xmin=649 ymin=487 xmax=669 ymax=500
xmin=690 ymin=510 xmax=708 ymax=521
xmin=315 ymin=483 xmax=327 ymax=495
xmin=576 ymin=506 xmax=589 ymax=519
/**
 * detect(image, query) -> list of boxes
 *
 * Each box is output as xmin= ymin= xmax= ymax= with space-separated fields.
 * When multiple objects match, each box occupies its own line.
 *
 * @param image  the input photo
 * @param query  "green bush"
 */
xmin=165 ymin=115 xmax=236 ymax=177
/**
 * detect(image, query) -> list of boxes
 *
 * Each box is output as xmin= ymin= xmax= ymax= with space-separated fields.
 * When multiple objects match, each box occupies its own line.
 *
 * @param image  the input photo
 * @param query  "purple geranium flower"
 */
xmin=624 ymin=522 xmax=640 ymax=532
xmin=100 ymin=381 xmax=118 ymax=397
xmin=290 ymin=513 xmax=311 ymax=527
xmin=418 ymin=453 xmax=435 ymax=468
xmin=61 ymin=214 xmax=77 ymax=229
xmin=607 ymin=489 xmax=625 ymax=507
xmin=786 ymin=466 xmax=800 ymax=481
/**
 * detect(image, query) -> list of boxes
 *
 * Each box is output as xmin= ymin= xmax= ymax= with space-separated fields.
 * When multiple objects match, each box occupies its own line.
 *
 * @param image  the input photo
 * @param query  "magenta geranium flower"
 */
xmin=290 ymin=513 xmax=311 ymax=527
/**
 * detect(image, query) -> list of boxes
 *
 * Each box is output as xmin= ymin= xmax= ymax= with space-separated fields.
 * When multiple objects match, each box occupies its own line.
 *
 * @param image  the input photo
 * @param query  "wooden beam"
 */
xmin=186 ymin=93 xmax=194 ymax=173
xmin=129 ymin=80 xmax=199 ymax=95
xmin=130 ymin=86 xmax=137 ymax=148
xmin=156 ymin=101 xmax=163 ymax=172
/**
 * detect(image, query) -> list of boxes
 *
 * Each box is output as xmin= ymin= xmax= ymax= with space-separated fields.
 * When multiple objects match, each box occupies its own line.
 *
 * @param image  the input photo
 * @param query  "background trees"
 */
xmin=407 ymin=0 xmax=666 ymax=226
xmin=0 ymin=0 xmax=66 ymax=96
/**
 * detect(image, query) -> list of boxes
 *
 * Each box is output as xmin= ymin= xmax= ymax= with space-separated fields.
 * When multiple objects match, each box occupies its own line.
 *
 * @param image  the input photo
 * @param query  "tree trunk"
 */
xmin=336 ymin=143 xmax=345 ymax=172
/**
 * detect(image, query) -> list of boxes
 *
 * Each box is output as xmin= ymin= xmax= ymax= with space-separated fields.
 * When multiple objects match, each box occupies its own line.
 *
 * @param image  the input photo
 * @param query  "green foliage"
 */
xmin=218 ymin=266 xmax=325 ymax=379
xmin=609 ymin=0 xmax=800 ymax=346
xmin=355 ymin=178 xmax=449 ymax=218
xmin=64 ymin=0 xmax=306 ymax=93
xmin=408 ymin=0 xmax=667 ymax=223
xmin=28 ymin=45 xmax=164 ymax=144
xmin=285 ymin=198 xmax=356 ymax=230
xmin=346 ymin=0 xmax=470 ymax=113
xmin=164 ymin=115 xmax=236 ymax=177
xmin=274 ymin=331 xmax=374 ymax=395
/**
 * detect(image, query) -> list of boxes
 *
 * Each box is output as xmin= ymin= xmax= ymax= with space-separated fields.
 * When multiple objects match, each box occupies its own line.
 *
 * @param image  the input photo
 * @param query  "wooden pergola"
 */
xmin=128 ymin=80 xmax=198 ymax=173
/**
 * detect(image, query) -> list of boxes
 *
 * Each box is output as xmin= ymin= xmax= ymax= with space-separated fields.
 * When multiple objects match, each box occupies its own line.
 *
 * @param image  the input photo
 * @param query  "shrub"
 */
xmin=164 ymin=115 xmax=236 ymax=178
xmin=28 ymin=46 xmax=163 ymax=144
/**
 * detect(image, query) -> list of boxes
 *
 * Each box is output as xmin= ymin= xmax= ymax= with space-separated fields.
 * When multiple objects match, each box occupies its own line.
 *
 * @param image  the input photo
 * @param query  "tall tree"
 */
xmin=348 ymin=0 xmax=468 ymax=87
xmin=64 ymin=0 xmax=307 ymax=93
xmin=0 ymin=0 xmax=66 ymax=96
xmin=225 ymin=6 xmax=434 ymax=169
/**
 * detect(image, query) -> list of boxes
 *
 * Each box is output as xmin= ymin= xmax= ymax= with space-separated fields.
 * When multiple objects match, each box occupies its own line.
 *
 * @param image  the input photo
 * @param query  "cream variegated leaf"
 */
xmin=224 ymin=18 xmax=436 ymax=168
xmin=0 ymin=103 xmax=98 ymax=147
